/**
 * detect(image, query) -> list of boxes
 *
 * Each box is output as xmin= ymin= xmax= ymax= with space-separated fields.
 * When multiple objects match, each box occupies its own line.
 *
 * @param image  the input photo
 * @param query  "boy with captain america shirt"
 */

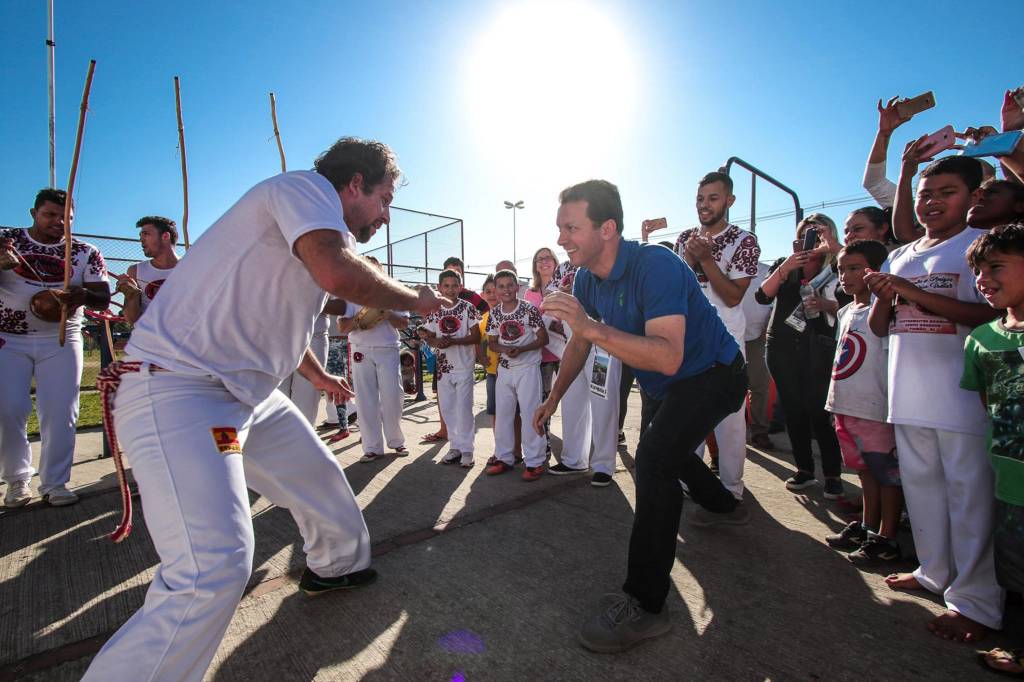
xmin=485 ymin=269 xmax=549 ymax=481
xmin=419 ymin=269 xmax=481 ymax=467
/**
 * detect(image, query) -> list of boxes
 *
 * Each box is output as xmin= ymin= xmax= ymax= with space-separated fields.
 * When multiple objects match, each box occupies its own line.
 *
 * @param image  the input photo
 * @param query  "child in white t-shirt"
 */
xmin=484 ymin=269 xmax=549 ymax=481
xmin=865 ymin=153 xmax=1001 ymax=642
xmin=824 ymin=239 xmax=903 ymax=564
xmin=419 ymin=269 xmax=481 ymax=467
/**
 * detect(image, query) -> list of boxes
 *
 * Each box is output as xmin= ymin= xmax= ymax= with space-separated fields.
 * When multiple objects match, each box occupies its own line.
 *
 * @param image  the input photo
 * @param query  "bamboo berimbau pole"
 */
xmin=174 ymin=76 xmax=190 ymax=249
xmin=58 ymin=59 xmax=96 ymax=347
xmin=270 ymin=92 xmax=287 ymax=172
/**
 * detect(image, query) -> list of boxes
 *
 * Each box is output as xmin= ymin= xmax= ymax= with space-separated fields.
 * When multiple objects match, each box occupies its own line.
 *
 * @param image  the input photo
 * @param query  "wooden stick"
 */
xmin=58 ymin=59 xmax=96 ymax=347
xmin=270 ymin=92 xmax=287 ymax=172
xmin=174 ymin=76 xmax=190 ymax=249
xmin=103 ymin=318 xmax=116 ymax=359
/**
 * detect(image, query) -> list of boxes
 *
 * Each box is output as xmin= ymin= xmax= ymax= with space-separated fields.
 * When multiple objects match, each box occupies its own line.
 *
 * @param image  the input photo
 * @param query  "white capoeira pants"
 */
xmin=558 ymin=348 xmax=621 ymax=474
xmin=895 ymin=424 xmax=1003 ymax=629
xmin=277 ymin=331 xmax=328 ymax=425
xmin=705 ymin=328 xmax=747 ymax=499
xmin=350 ymin=345 xmax=405 ymax=454
xmin=494 ymin=363 xmax=546 ymax=467
xmin=83 ymin=367 xmax=371 ymax=682
xmin=0 ymin=331 xmax=82 ymax=493
xmin=438 ymin=368 xmax=476 ymax=454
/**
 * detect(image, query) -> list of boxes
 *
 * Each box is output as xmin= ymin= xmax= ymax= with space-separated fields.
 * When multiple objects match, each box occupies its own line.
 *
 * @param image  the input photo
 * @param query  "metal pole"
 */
xmin=513 ymin=208 xmax=517 ymax=265
xmin=46 ymin=0 xmax=56 ymax=187
xmin=750 ymin=174 xmax=757 ymax=234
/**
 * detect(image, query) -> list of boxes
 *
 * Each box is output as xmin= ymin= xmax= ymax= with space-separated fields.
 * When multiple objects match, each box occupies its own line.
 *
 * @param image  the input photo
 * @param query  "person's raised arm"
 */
xmin=864 ymin=96 xmax=911 ymax=207
xmin=892 ymin=136 xmax=928 ymax=243
xmin=294 ymin=229 xmax=445 ymax=316
xmin=1000 ymin=88 xmax=1024 ymax=183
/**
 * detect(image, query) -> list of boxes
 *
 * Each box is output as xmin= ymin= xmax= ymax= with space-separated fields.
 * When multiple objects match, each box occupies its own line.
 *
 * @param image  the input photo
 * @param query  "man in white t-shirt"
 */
xmin=116 ymin=216 xmax=180 ymax=324
xmin=643 ymin=171 xmax=761 ymax=499
xmin=1 ymin=188 xmax=111 ymax=508
xmin=82 ymin=137 xmax=447 ymax=682
xmin=341 ymin=256 xmax=411 ymax=461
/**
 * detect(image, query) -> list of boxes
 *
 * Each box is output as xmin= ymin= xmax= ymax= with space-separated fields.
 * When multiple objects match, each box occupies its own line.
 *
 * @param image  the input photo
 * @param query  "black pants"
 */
xmin=618 ymin=364 xmax=635 ymax=432
xmin=623 ymin=354 xmax=748 ymax=613
xmin=765 ymin=336 xmax=842 ymax=478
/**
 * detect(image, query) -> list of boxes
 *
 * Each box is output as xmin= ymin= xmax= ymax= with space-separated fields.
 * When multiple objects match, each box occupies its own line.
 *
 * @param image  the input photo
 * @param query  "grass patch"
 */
xmin=27 ymin=391 xmax=103 ymax=438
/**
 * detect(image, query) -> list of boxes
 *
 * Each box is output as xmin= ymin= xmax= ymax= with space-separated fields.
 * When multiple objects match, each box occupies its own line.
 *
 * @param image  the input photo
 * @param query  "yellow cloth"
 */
xmin=480 ymin=311 xmax=498 ymax=374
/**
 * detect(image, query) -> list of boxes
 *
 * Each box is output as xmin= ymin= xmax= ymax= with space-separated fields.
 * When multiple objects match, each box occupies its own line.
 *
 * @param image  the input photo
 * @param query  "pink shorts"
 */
xmin=834 ymin=414 xmax=900 ymax=486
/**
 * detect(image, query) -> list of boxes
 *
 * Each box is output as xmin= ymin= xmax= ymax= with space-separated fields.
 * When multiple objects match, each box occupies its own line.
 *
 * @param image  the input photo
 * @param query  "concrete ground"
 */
xmin=1 ymin=382 xmax=1018 ymax=681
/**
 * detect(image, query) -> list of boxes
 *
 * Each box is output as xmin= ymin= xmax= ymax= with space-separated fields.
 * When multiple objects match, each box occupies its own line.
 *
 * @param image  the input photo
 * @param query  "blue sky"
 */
xmin=3 ymin=1 xmax=1021 ymax=277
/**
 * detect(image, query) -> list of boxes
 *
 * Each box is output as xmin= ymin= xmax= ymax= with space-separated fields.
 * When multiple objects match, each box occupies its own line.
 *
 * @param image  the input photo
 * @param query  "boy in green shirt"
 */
xmin=962 ymin=222 xmax=1024 ymax=676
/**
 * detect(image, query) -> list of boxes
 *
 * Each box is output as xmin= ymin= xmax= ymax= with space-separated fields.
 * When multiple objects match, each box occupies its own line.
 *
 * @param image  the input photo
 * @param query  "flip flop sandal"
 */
xmin=421 ymin=433 xmax=447 ymax=443
xmin=394 ymin=446 xmax=409 ymax=457
xmin=977 ymin=649 xmax=1024 ymax=678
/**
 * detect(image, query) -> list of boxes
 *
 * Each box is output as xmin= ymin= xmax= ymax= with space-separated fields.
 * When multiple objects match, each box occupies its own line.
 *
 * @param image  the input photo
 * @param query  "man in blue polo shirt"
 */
xmin=535 ymin=179 xmax=749 ymax=653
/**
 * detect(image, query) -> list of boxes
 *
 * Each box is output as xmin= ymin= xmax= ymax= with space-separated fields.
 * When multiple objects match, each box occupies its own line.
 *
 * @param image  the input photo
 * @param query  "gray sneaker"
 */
xmin=4 ymin=479 xmax=31 ymax=508
xmin=44 ymin=485 xmax=79 ymax=507
xmin=460 ymin=451 xmax=474 ymax=468
xmin=441 ymin=449 xmax=462 ymax=465
xmin=579 ymin=593 xmax=671 ymax=653
xmin=687 ymin=502 xmax=750 ymax=527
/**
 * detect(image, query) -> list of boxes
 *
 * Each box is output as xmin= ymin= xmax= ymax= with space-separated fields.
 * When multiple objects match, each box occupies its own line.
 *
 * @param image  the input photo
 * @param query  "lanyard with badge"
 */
xmin=590 ymin=347 xmax=610 ymax=398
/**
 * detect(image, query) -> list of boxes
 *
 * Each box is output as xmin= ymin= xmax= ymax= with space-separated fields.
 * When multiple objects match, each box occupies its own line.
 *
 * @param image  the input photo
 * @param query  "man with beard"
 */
xmin=82 ymin=137 xmax=447 ymax=682
xmin=0 ymin=188 xmax=110 ymax=508
xmin=117 ymin=215 xmax=179 ymax=324
xmin=643 ymin=171 xmax=761 ymax=500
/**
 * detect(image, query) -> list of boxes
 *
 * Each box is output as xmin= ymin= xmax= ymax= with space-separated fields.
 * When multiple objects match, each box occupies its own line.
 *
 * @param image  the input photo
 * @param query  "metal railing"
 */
xmin=723 ymin=157 xmax=804 ymax=234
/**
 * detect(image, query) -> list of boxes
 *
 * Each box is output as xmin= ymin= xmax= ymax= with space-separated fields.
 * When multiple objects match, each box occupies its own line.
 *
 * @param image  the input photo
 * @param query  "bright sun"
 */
xmin=463 ymin=2 xmax=637 ymax=177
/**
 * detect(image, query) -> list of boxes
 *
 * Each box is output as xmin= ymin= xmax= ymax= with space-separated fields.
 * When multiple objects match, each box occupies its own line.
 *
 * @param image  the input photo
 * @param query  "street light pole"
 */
xmin=503 ymin=199 xmax=524 ymax=265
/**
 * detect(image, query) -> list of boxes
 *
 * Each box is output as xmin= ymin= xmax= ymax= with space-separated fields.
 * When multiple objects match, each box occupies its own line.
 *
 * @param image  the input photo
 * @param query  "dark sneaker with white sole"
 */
xmin=579 ymin=593 xmax=671 ymax=653
xmin=687 ymin=502 xmax=750 ymax=527
xmin=825 ymin=520 xmax=867 ymax=551
xmin=785 ymin=471 xmax=818 ymax=491
xmin=299 ymin=567 xmax=378 ymax=596
xmin=548 ymin=463 xmax=588 ymax=475
xmin=823 ymin=477 xmax=845 ymax=500
xmin=591 ymin=472 xmax=613 ymax=487
xmin=847 ymin=537 xmax=901 ymax=564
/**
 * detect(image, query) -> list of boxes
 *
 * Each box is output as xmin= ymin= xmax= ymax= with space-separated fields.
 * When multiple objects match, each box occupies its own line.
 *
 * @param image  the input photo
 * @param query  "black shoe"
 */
xmin=299 ymin=567 xmax=378 ymax=596
xmin=617 ymin=431 xmax=626 ymax=444
xmin=549 ymin=462 xmax=589 ymax=475
xmin=825 ymin=520 xmax=867 ymax=551
xmin=785 ymin=471 xmax=817 ymax=491
xmin=591 ymin=472 xmax=613 ymax=487
xmin=823 ymin=477 xmax=845 ymax=500
xmin=750 ymin=433 xmax=774 ymax=450
xmin=848 ymin=537 xmax=901 ymax=564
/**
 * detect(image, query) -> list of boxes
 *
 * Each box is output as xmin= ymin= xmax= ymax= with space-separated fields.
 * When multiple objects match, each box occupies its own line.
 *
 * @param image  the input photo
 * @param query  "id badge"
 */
xmin=784 ymin=306 xmax=807 ymax=333
xmin=590 ymin=348 xmax=610 ymax=398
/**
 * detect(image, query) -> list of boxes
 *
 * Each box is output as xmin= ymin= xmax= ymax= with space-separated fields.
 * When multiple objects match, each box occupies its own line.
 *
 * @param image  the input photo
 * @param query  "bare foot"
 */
xmin=884 ymin=572 xmax=924 ymax=590
xmin=979 ymin=648 xmax=1024 ymax=676
xmin=927 ymin=610 xmax=989 ymax=643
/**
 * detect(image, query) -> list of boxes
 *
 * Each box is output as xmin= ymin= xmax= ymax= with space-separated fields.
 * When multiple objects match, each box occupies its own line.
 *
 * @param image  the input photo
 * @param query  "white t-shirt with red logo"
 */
xmin=826 ymin=303 xmax=888 ymax=422
xmin=486 ymin=299 xmax=545 ymax=369
xmin=882 ymin=227 xmax=988 ymax=434
xmin=0 ymin=228 xmax=107 ymax=338
xmin=126 ymin=170 xmax=356 ymax=407
xmin=133 ymin=260 xmax=175 ymax=313
xmin=673 ymin=224 xmax=761 ymax=341
xmin=422 ymin=298 xmax=481 ymax=376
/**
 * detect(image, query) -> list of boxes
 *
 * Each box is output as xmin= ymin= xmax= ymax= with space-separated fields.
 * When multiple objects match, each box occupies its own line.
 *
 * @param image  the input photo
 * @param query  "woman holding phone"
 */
xmin=755 ymin=214 xmax=848 ymax=497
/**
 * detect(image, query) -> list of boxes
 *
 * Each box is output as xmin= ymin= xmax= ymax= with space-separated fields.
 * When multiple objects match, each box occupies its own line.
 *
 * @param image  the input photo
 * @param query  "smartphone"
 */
xmin=896 ymin=91 xmax=936 ymax=119
xmin=917 ymin=125 xmax=957 ymax=159
xmin=959 ymin=130 xmax=1023 ymax=158
xmin=801 ymin=227 xmax=818 ymax=252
